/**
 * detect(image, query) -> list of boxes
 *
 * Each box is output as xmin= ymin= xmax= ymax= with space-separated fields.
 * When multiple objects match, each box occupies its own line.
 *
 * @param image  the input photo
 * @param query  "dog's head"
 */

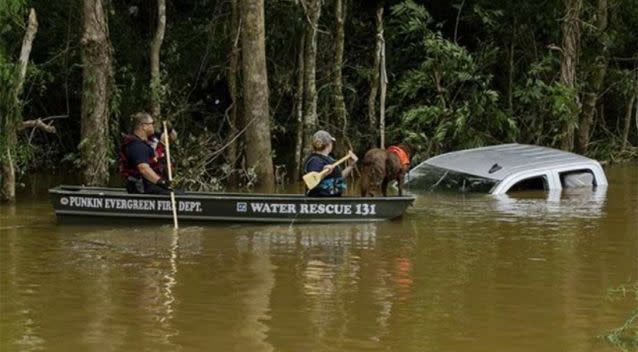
xmin=396 ymin=143 xmax=413 ymax=159
xmin=387 ymin=144 xmax=413 ymax=173
xmin=398 ymin=143 xmax=417 ymax=171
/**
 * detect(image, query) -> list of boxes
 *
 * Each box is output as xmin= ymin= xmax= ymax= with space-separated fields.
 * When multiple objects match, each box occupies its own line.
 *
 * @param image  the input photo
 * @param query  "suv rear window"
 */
xmin=560 ymin=169 xmax=595 ymax=188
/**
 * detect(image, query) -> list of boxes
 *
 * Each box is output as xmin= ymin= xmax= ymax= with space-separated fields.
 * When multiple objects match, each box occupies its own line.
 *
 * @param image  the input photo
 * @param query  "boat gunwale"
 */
xmin=49 ymin=185 xmax=416 ymax=202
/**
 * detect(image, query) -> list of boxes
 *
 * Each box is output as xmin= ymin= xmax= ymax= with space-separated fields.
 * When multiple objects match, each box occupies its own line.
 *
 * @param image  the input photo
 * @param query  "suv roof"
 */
xmin=422 ymin=143 xmax=598 ymax=181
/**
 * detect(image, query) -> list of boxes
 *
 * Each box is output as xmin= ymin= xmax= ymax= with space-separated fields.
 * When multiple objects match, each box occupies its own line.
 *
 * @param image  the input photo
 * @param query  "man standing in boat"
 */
xmin=119 ymin=112 xmax=175 ymax=195
xmin=303 ymin=130 xmax=358 ymax=197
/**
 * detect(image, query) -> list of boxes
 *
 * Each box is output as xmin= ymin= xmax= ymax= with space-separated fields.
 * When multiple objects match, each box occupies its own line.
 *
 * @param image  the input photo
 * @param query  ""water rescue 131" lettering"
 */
xmin=241 ymin=202 xmax=376 ymax=216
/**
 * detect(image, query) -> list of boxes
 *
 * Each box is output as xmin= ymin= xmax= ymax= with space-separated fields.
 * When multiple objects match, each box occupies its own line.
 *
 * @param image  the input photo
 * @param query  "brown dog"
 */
xmin=360 ymin=144 xmax=412 ymax=197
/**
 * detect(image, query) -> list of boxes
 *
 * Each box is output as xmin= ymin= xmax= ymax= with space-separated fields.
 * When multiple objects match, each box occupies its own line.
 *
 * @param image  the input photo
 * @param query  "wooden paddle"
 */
xmin=163 ymin=121 xmax=179 ymax=229
xmin=302 ymin=154 xmax=351 ymax=191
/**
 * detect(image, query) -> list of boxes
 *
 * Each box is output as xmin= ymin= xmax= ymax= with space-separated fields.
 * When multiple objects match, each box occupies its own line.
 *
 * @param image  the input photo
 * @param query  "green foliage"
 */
xmin=0 ymin=57 xmax=39 ymax=185
xmin=513 ymin=54 xmax=581 ymax=148
xmin=388 ymin=0 xmax=516 ymax=159
xmin=472 ymin=4 xmax=503 ymax=31
xmin=0 ymin=0 xmax=24 ymax=119
xmin=602 ymin=282 xmax=638 ymax=350
xmin=0 ymin=41 xmax=21 ymax=166
xmin=608 ymin=69 xmax=638 ymax=99
xmin=2 ymin=0 xmax=637 ymax=191
xmin=391 ymin=0 xmax=431 ymax=35
xmin=0 ymin=0 xmax=26 ymax=40
xmin=13 ymin=141 xmax=35 ymax=172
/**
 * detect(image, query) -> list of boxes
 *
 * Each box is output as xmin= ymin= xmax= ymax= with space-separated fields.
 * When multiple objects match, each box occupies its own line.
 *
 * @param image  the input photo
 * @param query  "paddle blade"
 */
xmin=302 ymin=171 xmax=323 ymax=190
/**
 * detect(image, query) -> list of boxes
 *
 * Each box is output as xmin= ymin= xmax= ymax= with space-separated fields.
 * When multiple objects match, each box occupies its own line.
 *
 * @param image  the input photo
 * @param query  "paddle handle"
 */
xmin=163 ymin=121 xmax=179 ymax=229
xmin=318 ymin=154 xmax=351 ymax=177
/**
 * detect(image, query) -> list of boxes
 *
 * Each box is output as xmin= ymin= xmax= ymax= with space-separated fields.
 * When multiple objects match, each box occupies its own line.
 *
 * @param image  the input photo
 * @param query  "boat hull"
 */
xmin=49 ymin=186 xmax=415 ymax=224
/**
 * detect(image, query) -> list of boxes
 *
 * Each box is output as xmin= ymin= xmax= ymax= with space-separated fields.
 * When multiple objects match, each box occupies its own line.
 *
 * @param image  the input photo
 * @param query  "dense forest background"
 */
xmin=1 ymin=0 xmax=637 ymax=201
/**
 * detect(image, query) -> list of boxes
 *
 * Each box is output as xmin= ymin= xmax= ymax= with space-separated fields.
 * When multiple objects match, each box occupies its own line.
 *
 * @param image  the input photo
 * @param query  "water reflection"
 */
xmin=409 ymin=186 xmax=609 ymax=240
xmin=234 ymin=231 xmax=275 ymax=352
xmin=1 ymin=204 xmax=47 ymax=351
xmin=53 ymin=226 xmax=204 ymax=350
xmin=492 ymin=187 xmax=607 ymax=220
xmin=159 ymin=228 xmax=179 ymax=349
xmin=230 ymin=223 xmax=422 ymax=350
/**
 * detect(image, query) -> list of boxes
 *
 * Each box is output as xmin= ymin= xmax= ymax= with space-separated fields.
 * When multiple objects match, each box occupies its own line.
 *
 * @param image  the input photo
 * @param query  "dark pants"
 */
xmin=126 ymin=177 xmax=173 ymax=195
xmin=306 ymin=188 xmax=342 ymax=197
xmin=143 ymin=182 xmax=173 ymax=195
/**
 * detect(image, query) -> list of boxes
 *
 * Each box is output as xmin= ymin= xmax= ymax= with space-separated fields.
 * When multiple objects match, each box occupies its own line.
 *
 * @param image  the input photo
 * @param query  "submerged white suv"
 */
xmin=405 ymin=144 xmax=608 ymax=195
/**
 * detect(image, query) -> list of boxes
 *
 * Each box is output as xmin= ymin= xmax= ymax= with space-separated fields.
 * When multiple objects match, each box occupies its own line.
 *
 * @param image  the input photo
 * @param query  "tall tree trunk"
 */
xmin=150 ymin=0 xmax=166 ymax=118
xmin=379 ymin=11 xmax=387 ymax=149
xmin=559 ymin=0 xmax=583 ymax=151
xmin=621 ymin=94 xmax=636 ymax=151
xmin=367 ymin=5 xmax=383 ymax=144
xmin=302 ymin=0 xmax=321 ymax=155
xmin=576 ymin=0 xmax=609 ymax=154
xmin=226 ymin=0 xmax=241 ymax=187
xmin=81 ymin=0 xmax=112 ymax=186
xmin=507 ymin=18 xmax=516 ymax=114
xmin=1 ymin=9 xmax=37 ymax=202
xmin=15 ymin=11 xmax=37 ymax=98
xmin=240 ymin=0 xmax=274 ymax=189
xmin=293 ymin=33 xmax=305 ymax=181
xmin=333 ymin=0 xmax=347 ymax=153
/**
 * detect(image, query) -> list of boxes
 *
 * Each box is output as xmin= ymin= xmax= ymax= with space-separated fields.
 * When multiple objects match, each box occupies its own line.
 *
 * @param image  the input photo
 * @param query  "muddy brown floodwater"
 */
xmin=1 ymin=164 xmax=636 ymax=351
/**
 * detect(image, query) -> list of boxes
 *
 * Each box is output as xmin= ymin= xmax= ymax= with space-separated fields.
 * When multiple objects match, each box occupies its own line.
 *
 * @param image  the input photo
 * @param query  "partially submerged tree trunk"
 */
xmin=379 ymin=10 xmax=387 ymax=149
xmin=333 ymin=0 xmax=347 ymax=153
xmin=1 ymin=9 xmax=38 ymax=202
xmin=150 ymin=0 xmax=166 ymax=118
xmin=507 ymin=19 xmax=516 ymax=114
xmin=302 ymin=0 xmax=321 ymax=155
xmin=80 ymin=0 xmax=112 ymax=186
xmin=240 ymin=0 xmax=274 ymax=189
xmin=226 ymin=0 xmax=241 ymax=186
xmin=621 ymin=94 xmax=636 ymax=152
xmin=576 ymin=0 xmax=609 ymax=154
xmin=559 ymin=0 xmax=583 ymax=151
xmin=367 ymin=5 xmax=383 ymax=145
xmin=293 ymin=34 xmax=305 ymax=181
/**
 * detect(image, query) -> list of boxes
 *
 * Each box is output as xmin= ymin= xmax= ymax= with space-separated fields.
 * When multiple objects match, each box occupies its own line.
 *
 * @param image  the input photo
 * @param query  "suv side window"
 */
xmin=506 ymin=175 xmax=549 ymax=193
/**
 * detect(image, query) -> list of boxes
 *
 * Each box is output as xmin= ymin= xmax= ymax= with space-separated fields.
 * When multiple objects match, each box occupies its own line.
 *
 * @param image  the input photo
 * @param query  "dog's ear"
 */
xmin=397 ymin=143 xmax=413 ymax=157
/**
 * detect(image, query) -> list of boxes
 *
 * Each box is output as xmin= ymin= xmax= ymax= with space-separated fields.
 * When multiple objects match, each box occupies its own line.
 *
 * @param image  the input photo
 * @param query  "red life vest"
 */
xmin=153 ymin=138 xmax=168 ymax=178
xmin=387 ymin=145 xmax=410 ymax=168
xmin=118 ymin=134 xmax=163 ymax=180
xmin=155 ymin=141 xmax=166 ymax=162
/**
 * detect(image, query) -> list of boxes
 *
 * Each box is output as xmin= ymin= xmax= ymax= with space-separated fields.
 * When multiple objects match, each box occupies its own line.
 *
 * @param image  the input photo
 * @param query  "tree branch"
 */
xmin=21 ymin=119 xmax=57 ymax=134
